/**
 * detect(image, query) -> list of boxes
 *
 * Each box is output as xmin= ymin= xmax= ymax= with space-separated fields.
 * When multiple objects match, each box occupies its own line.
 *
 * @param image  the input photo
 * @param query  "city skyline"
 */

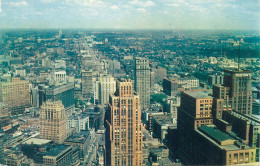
xmin=0 ymin=19 xmax=259 ymax=165
xmin=0 ymin=0 xmax=259 ymax=30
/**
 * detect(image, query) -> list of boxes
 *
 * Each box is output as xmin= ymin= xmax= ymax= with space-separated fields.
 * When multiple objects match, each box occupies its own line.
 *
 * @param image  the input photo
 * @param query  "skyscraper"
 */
xmin=177 ymin=90 xmax=213 ymax=164
xmin=134 ymin=57 xmax=150 ymax=110
xmin=40 ymin=100 xmax=67 ymax=144
xmin=223 ymin=69 xmax=252 ymax=115
xmin=98 ymin=75 xmax=116 ymax=105
xmin=31 ymin=86 xmax=39 ymax=107
xmin=105 ymin=79 xmax=143 ymax=166
xmin=81 ymin=70 xmax=94 ymax=99
xmin=212 ymin=84 xmax=232 ymax=119
xmin=178 ymin=89 xmax=258 ymax=165
xmin=43 ymin=83 xmax=75 ymax=116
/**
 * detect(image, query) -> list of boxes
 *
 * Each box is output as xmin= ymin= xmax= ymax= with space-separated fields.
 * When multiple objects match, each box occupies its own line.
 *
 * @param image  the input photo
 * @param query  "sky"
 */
xmin=0 ymin=0 xmax=259 ymax=30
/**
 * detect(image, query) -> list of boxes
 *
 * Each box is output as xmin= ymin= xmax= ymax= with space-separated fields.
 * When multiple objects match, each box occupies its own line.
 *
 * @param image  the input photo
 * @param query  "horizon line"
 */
xmin=0 ymin=28 xmax=259 ymax=32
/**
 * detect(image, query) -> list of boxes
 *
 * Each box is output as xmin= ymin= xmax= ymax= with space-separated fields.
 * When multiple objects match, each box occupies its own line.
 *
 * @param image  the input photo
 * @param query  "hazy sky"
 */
xmin=0 ymin=0 xmax=259 ymax=30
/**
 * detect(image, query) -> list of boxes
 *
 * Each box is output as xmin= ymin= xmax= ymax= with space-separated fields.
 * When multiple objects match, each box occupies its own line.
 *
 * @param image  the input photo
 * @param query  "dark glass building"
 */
xmin=39 ymin=83 xmax=75 ymax=116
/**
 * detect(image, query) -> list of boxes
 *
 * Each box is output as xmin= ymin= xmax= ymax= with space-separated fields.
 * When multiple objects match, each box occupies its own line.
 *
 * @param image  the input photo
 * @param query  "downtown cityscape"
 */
xmin=0 ymin=0 xmax=260 ymax=166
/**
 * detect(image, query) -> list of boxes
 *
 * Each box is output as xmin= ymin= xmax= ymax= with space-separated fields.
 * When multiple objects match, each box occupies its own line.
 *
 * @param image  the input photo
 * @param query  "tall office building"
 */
xmin=105 ymin=79 xmax=143 ymax=166
xmin=177 ymin=90 xmax=213 ymax=164
xmin=0 ymin=77 xmax=30 ymax=114
xmin=212 ymin=84 xmax=232 ymax=119
xmin=31 ymin=86 xmax=39 ymax=107
xmin=223 ymin=69 xmax=252 ymax=115
xmin=163 ymin=78 xmax=179 ymax=96
xmin=134 ymin=57 xmax=150 ymax=110
xmin=40 ymin=100 xmax=67 ymax=144
xmin=40 ymin=83 xmax=75 ymax=116
xmin=98 ymin=75 xmax=116 ymax=105
xmin=81 ymin=70 xmax=93 ymax=99
xmin=178 ymin=89 xmax=258 ymax=165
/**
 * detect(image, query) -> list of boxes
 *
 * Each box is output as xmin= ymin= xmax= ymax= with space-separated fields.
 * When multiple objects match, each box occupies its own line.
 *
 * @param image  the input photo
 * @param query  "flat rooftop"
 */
xmin=196 ymin=125 xmax=252 ymax=151
xmin=199 ymin=125 xmax=235 ymax=142
xmin=185 ymin=90 xmax=212 ymax=99
xmin=45 ymin=145 xmax=70 ymax=157
xmin=229 ymin=111 xmax=260 ymax=125
xmin=22 ymin=138 xmax=52 ymax=145
xmin=65 ymin=135 xmax=87 ymax=144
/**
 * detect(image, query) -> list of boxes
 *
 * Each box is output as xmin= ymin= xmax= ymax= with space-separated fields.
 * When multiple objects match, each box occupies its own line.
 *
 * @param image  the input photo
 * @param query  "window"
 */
xmin=234 ymin=154 xmax=238 ymax=163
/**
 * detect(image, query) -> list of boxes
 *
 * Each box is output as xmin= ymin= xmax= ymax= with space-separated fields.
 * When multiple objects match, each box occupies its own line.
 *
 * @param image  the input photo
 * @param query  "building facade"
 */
xmin=40 ymin=100 xmax=67 ymax=144
xmin=221 ymin=111 xmax=260 ymax=162
xmin=4 ymin=152 xmax=27 ymax=166
xmin=0 ymin=77 xmax=30 ymax=114
xmin=193 ymin=125 xmax=256 ymax=165
xmin=163 ymin=78 xmax=179 ymax=96
xmin=177 ymin=77 xmax=199 ymax=89
xmin=42 ymin=145 xmax=79 ymax=166
xmin=178 ymin=88 xmax=258 ymax=165
xmin=67 ymin=114 xmax=89 ymax=133
xmin=0 ymin=134 xmax=4 ymax=164
xmin=212 ymin=84 xmax=232 ymax=119
xmin=105 ymin=79 xmax=143 ymax=166
xmin=98 ymin=75 xmax=116 ymax=105
xmin=177 ymin=90 xmax=213 ymax=164
xmin=223 ymin=69 xmax=252 ymax=115
xmin=43 ymin=83 xmax=75 ymax=116
xmin=134 ymin=57 xmax=150 ymax=110
xmin=0 ymin=102 xmax=9 ymax=128
xmin=54 ymin=70 xmax=67 ymax=84
xmin=81 ymin=70 xmax=93 ymax=99
xmin=208 ymin=74 xmax=224 ymax=85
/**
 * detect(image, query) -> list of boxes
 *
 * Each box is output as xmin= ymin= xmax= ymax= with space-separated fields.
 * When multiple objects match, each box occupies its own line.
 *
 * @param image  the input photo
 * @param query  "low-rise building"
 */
xmin=64 ymin=133 xmax=89 ymax=161
xmin=42 ymin=145 xmax=79 ymax=166
xmin=67 ymin=114 xmax=89 ymax=133
xmin=5 ymin=152 xmax=27 ymax=166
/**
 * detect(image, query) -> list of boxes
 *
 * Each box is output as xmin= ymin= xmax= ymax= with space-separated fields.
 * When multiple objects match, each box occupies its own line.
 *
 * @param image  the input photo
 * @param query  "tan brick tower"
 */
xmin=105 ymin=79 xmax=143 ymax=166
xmin=40 ymin=100 xmax=67 ymax=144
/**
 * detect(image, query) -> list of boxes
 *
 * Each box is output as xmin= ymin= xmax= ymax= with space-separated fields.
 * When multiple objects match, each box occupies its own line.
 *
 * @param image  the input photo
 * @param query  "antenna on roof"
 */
xmin=238 ymin=38 xmax=242 ymax=71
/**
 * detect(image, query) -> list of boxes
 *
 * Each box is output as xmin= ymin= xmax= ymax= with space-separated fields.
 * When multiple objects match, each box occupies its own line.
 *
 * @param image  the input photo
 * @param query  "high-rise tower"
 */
xmin=105 ymin=79 xmax=143 ymax=166
xmin=134 ymin=57 xmax=150 ymax=110
xmin=177 ymin=90 xmax=213 ymax=164
xmin=98 ymin=75 xmax=116 ymax=105
xmin=223 ymin=69 xmax=252 ymax=115
xmin=40 ymin=100 xmax=67 ymax=144
xmin=81 ymin=70 xmax=94 ymax=99
xmin=212 ymin=69 xmax=252 ymax=120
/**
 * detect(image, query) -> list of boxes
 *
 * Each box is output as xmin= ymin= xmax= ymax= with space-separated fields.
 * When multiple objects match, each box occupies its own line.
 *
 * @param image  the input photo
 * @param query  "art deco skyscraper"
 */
xmin=105 ymin=79 xmax=143 ymax=166
xmin=40 ymin=100 xmax=67 ymax=144
xmin=134 ymin=57 xmax=150 ymax=110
